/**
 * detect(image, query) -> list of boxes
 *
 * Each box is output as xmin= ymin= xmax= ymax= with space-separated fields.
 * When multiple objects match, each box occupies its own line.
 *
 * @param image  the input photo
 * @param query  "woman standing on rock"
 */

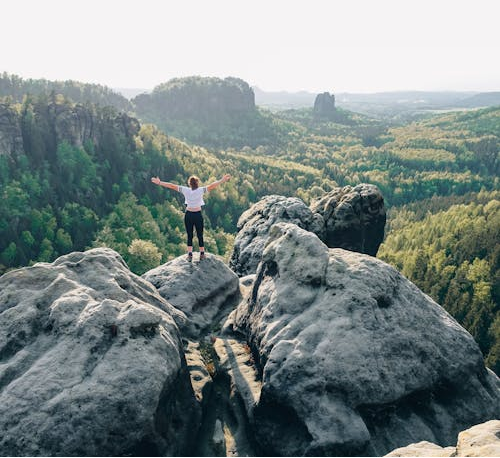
xmin=151 ymin=174 xmax=231 ymax=261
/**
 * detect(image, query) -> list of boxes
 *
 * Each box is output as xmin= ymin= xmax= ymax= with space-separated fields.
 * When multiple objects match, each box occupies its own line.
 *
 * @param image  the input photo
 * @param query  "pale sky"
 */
xmin=2 ymin=0 xmax=499 ymax=93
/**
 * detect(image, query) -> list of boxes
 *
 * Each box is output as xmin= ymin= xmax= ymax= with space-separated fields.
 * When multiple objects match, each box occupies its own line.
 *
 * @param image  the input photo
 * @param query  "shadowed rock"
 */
xmin=0 ymin=248 xmax=197 ymax=456
xmin=310 ymin=183 xmax=386 ymax=256
xmin=230 ymin=223 xmax=500 ymax=456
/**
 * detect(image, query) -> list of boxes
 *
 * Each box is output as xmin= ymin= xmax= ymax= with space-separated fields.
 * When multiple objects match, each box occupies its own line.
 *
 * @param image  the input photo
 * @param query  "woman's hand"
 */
xmin=151 ymin=176 xmax=161 ymax=185
xmin=222 ymin=174 xmax=231 ymax=182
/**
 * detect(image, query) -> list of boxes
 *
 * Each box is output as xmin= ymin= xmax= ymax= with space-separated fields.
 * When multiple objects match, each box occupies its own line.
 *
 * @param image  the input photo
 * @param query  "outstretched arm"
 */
xmin=151 ymin=176 xmax=179 ymax=191
xmin=207 ymin=174 xmax=231 ymax=192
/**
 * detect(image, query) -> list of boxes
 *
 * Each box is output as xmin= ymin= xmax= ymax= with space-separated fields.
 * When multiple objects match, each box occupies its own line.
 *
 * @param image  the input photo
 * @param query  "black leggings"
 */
xmin=184 ymin=211 xmax=204 ymax=247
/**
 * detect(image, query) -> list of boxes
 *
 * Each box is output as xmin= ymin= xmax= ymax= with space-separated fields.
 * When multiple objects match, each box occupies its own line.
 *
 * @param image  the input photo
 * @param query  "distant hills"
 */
xmin=2 ymin=72 xmax=500 ymax=147
xmin=114 ymin=87 xmax=149 ymax=99
xmin=132 ymin=76 xmax=277 ymax=148
xmin=457 ymin=91 xmax=500 ymax=108
xmin=254 ymin=87 xmax=500 ymax=117
xmin=252 ymin=87 xmax=316 ymax=109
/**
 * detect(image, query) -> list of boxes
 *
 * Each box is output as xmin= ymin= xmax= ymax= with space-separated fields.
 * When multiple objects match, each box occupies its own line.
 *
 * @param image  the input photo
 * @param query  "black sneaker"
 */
xmin=199 ymin=252 xmax=206 ymax=260
xmin=187 ymin=252 xmax=193 ymax=262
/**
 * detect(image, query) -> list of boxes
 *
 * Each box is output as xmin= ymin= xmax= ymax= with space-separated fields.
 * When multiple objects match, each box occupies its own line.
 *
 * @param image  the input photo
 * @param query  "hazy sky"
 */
xmin=2 ymin=0 xmax=499 ymax=93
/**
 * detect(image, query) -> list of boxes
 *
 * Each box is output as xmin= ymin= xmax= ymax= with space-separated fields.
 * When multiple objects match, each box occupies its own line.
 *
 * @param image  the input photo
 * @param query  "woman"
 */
xmin=151 ymin=174 xmax=231 ymax=261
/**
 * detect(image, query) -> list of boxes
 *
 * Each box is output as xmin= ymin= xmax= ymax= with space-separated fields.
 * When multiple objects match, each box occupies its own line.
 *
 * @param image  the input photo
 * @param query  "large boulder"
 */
xmin=230 ymin=223 xmax=500 ymax=456
xmin=310 ymin=183 xmax=386 ymax=256
xmin=230 ymin=186 xmax=386 ymax=276
xmin=229 ymin=195 xmax=325 ymax=276
xmin=0 ymin=248 xmax=197 ymax=456
xmin=143 ymin=253 xmax=240 ymax=338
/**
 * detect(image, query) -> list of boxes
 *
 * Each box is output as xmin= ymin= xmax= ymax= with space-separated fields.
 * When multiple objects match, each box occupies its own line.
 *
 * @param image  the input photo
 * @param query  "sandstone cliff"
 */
xmin=0 ymin=100 xmax=139 ymax=159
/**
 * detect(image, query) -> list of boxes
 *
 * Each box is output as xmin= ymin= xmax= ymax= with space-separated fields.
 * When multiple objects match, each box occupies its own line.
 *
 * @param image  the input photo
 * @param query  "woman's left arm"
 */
xmin=207 ymin=174 xmax=231 ymax=192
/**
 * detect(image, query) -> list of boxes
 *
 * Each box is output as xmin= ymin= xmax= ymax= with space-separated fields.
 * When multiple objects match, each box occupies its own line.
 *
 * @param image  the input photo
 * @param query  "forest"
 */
xmin=0 ymin=74 xmax=498 ymax=373
xmin=379 ymin=191 xmax=499 ymax=373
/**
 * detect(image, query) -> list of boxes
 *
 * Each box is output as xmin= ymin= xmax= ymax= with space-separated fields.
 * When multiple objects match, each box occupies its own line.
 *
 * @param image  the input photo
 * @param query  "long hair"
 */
xmin=188 ymin=175 xmax=200 ymax=190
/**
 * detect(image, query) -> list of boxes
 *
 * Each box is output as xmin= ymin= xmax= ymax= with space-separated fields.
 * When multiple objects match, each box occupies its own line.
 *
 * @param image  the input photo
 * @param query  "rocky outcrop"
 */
xmin=386 ymin=420 xmax=500 ymax=457
xmin=143 ymin=253 xmax=240 ymax=338
xmin=229 ymin=195 xmax=325 ymax=276
xmin=0 ymin=248 xmax=197 ymax=456
xmin=0 ymin=100 xmax=140 ymax=159
xmin=229 ymin=186 xmax=386 ymax=276
xmin=132 ymin=76 xmax=276 ymax=149
xmin=134 ymin=76 xmax=255 ymax=122
xmin=52 ymin=102 xmax=140 ymax=150
xmin=310 ymin=184 xmax=386 ymax=256
xmin=0 ymin=103 xmax=23 ymax=157
xmin=229 ymin=223 xmax=500 ymax=456
xmin=313 ymin=92 xmax=336 ymax=118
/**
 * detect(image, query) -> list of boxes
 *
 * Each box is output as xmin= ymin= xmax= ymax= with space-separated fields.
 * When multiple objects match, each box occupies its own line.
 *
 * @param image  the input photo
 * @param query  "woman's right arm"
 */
xmin=151 ymin=176 xmax=179 ymax=191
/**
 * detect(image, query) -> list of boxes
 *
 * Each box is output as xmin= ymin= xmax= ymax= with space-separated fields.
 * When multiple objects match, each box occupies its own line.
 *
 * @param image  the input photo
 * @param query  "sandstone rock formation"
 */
xmin=313 ymin=92 xmax=336 ymax=118
xmin=134 ymin=76 xmax=256 ymax=122
xmin=385 ymin=420 xmax=500 ymax=457
xmin=52 ymin=102 xmax=140 ymax=150
xmin=0 ymin=248 xmax=197 ymax=456
xmin=0 ymin=103 xmax=23 ymax=157
xmin=0 ymin=100 xmax=140 ymax=159
xmin=230 ymin=223 xmax=500 ymax=456
xmin=230 ymin=186 xmax=386 ymax=276
xmin=310 ymin=183 xmax=386 ymax=256
xmin=143 ymin=253 xmax=240 ymax=338
xmin=132 ymin=76 xmax=276 ymax=148
xmin=229 ymin=195 xmax=324 ymax=276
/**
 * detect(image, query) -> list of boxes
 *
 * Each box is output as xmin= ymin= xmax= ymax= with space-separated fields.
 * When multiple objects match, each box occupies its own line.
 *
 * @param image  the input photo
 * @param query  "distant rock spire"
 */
xmin=313 ymin=92 xmax=336 ymax=119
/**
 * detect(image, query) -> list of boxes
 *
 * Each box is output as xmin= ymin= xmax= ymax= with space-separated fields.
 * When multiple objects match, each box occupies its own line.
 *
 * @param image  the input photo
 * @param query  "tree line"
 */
xmin=379 ymin=191 xmax=500 ymax=374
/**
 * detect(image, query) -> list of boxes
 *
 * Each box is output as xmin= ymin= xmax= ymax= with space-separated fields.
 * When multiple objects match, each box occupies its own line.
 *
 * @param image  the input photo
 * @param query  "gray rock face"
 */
xmin=310 ymin=183 xmax=386 ymax=256
xmin=0 ymin=248 xmax=197 ymax=456
xmin=231 ymin=223 xmax=500 ymax=456
xmin=0 ymin=100 xmax=140 ymax=159
xmin=53 ymin=102 xmax=140 ymax=149
xmin=313 ymin=92 xmax=336 ymax=118
xmin=230 ymin=186 xmax=386 ymax=276
xmin=0 ymin=103 xmax=23 ymax=157
xmin=229 ymin=195 xmax=325 ymax=277
xmin=143 ymin=253 xmax=240 ymax=338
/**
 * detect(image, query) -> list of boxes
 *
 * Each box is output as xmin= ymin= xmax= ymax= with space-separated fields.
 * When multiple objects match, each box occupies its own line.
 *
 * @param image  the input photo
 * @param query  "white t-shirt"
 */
xmin=179 ymin=186 xmax=207 ymax=207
